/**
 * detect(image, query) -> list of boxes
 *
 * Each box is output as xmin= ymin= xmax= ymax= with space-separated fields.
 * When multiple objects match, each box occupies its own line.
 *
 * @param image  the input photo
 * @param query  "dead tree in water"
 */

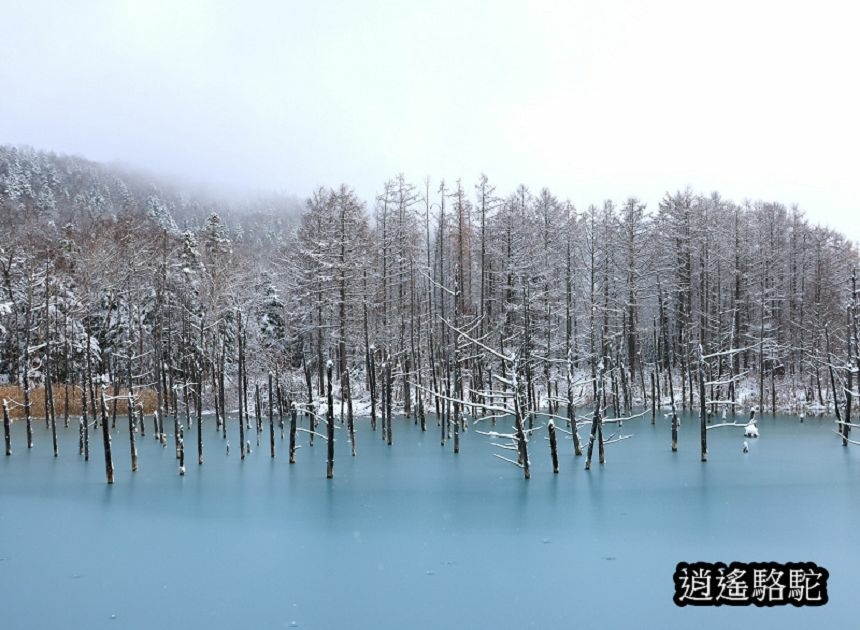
xmin=825 ymin=324 xmax=846 ymax=444
xmin=126 ymin=358 xmax=137 ymax=471
xmin=268 ymin=371 xmax=275 ymax=458
xmin=196 ymin=361 xmax=203 ymax=465
xmin=3 ymin=399 xmax=11 ymax=455
xmin=48 ymin=351 xmax=58 ymax=457
xmin=45 ymin=266 xmax=57 ymax=455
xmin=585 ymin=362 xmax=606 ymax=470
xmin=127 ymin=390 xmax=138 ymax=472
xmin=650 ymin=370 xmax=656 ymax=424
xmin=326 ymin=361 xmax=335 ymax=478
xmin=178 ymin=426 xmax=185 ymax=475
xmin=255 ymin=381 xmax=262 ymax=444
xmin=111 ymin=357 xmax=120 ymax=429
xmin=219 ymin=339 xmax=227 ymax=439
xmin=303 ymin=357 xmax=315 ymax=447
xmin=173 ymin=380 xmax=181 ymax=459
xmin=452 ymin=295 xmax=463 ymax=455
xmin=698 ymin=345 xmax=708 ymax=462
xmin=238 ymin=310 xmax=246 ymax=459
xmin=380 ymin=357 xmax=388 ymax=440
xmin=345 ymin=367 xmax=356 ymax=456
xmin=81 ymin=373 xmax=89 ymax=461
xmin=22 ymin=276 xmax=33 ymax=448
xmin=658 ymin=284 xmax=680 ymax=452
xmin=547 ymin=418 xmax=559 ymax=473
xmin=668 ymin=363 xmax=679 ymax=452
xmin=276 ymin=372 xmax=284 ymax=439
xmin=385 ymin=357 xmax=393 ymax=446
xmin=99 ymin=391 xmax=114 ymax=484
xmin=363 ymin=271 xmax=377 ymax=432
xmin=289 ymin=401 xmax=297 ymax=464
xmin=566 ymin=349 xmax=582 ymax=456
xmin=367 ymin=342 xmax=378 ymax=432
xmin=63 ymin=335 xmax=70 ymax=428
xmin=512 ymin=357 xmax=532 ymax=479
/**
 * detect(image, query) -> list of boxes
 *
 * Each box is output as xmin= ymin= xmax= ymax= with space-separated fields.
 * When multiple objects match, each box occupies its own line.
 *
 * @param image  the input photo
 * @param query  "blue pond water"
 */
xmin=1 ymin=411 xmax=858 ymax=629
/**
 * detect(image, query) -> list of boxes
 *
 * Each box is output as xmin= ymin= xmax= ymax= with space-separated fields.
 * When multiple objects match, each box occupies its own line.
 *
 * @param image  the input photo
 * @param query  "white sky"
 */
xmin=1 ymin=0 xmax=858 ymax=241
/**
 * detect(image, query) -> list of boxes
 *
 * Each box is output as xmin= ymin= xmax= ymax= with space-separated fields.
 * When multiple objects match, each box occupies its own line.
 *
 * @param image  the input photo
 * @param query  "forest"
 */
xmin=2 ymin=144 xmax=859 ymax=478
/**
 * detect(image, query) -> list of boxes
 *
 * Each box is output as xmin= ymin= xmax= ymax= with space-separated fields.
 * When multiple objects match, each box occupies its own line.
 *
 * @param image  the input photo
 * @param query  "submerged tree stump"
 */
xmin=178 ymin=427 xmax=185 ymax=476
xmin=548 ymin=419 xmax=559 ymax=473
xmin=3 ymin=399 xmax=11 ymax=456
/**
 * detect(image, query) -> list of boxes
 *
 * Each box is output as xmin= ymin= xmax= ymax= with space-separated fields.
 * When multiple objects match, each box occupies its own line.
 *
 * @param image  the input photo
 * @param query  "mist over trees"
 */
xmin=2 ymin=145 xmax=859 ymax=472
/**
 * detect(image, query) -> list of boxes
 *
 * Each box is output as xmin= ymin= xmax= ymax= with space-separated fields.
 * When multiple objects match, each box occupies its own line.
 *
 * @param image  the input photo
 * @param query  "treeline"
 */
xmin=2 ymin=146 xmax=859 ymax=472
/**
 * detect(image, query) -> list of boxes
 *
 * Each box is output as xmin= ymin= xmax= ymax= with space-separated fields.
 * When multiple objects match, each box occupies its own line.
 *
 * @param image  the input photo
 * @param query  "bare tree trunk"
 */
xmin=212 ymin=350 xmax=221 ymax=432
xmin=698 ymin=345 xmax=708 ymax=462
xmin=326 ymin=361 xmax=335 ymax=479
xmin=268 ymin=371 xmax=275 ymax=458
xmin=22 ymin=281 xmax=32 ymax=448
xmin=364 ymin=274 xmax=377 ymax=432
xmin=111 ymin=357 xmax=120 ymax=429
xmin=220 ymin=338 xmax=227 ymax=439
xmin=197 ymin=361 xmax=203 ymax=465
xmin=567 ymin=364 xmax=582 ymax=456
xmin=651 ymin=370 xmax=656 ymax=425
xmin=173 ymin=374 xmax=180 ymax=459
xmin=48 ymin=351 xmax=58 ymax=457
xmin=289 ymin=401 xmax=297 ymax=464
xmin=62 ymin=308 xmax=70 ymax=428
xmin=513 ymin=358 xmax=531 ymax=480
xmin=3 ymin=399 xmax=11 ymax=456
xmin=255 ymin=381 xmax=262 ymax=443
xmin=845 ymin=306 xmax=853 ymax=440
xmin=238 ymin=312 xmax=246 ymax=459
xmin=276 ymin=371 xmax=284 ymax=439
xmin=128 ymin=390 xmax=138 ymax=472
xmin=385 ymin=358 xmax=393 ymax=446
xmin=81 ymin=372 xmax=89 ymax=461
xmin=303 ymin=357 xmax=315 ymax=447
xmin=99 ymin=391 xmax=114 ymax=484
xmin=825 ymin=325 xmax=845 ymax=444
xmin=585 ymin=367 xmax=604 ymax=471
xmin=182 ymin=363 xmax=191 ymax=429
xmin=548 ymin=419 xmax=559 ymax=473
xmin=345 ymin=367 xmax=355 ymax=456
xmin=178 ymin=426 xmax=185 ymax=476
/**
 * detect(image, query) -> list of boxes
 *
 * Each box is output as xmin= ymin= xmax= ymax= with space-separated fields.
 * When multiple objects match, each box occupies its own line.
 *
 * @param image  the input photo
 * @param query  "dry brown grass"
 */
xmin=0 ymin=385 xmax=157 ymax=418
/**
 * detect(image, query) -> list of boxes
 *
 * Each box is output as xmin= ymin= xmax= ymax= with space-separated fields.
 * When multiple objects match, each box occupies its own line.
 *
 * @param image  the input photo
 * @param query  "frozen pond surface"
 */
xmin=1 ymin=412 xmax=858 ymax=629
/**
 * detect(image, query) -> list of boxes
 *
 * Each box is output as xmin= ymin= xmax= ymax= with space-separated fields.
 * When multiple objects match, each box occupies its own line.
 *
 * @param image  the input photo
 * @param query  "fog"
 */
xmin=1 ymin=0 xmax=858 ymax=240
